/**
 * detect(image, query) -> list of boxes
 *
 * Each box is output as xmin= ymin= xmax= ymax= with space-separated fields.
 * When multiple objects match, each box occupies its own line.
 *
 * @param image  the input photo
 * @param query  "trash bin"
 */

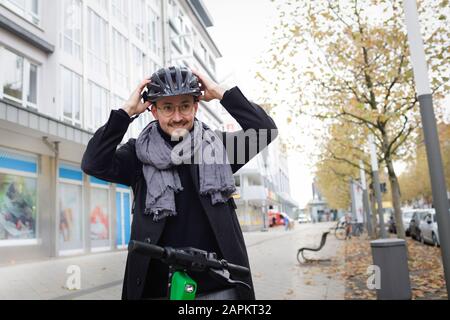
xmin=370 ymin=238 xmax=411 ymax=300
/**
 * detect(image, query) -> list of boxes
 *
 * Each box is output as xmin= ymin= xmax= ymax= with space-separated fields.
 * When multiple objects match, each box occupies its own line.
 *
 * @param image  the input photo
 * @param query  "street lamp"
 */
xmin=360 ymin=160 xmax=373 ymax=238
xmin=369 ymin=134 xmax=387 ymax=238
xmin=403 ymin=0 xmax=450 ymax=296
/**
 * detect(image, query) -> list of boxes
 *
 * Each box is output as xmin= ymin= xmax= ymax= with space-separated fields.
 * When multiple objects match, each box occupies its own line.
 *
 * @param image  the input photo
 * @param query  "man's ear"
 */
xmin=193 ymin=102 xmax=199 ymax=115
xmin=150 ymin=104 xmax=159 ymax=120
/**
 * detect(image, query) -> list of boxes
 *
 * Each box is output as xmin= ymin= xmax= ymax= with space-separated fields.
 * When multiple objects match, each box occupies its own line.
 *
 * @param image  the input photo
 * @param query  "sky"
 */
xmin=205 ymin=0 xmax=314 ymax=208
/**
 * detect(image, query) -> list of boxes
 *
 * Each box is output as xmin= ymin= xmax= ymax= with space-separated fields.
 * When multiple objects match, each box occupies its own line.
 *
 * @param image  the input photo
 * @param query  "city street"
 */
xmin=247 ymin=222 xmax=344 ymax=300
xmin=0 ymin=222 xmax=344 ymax=300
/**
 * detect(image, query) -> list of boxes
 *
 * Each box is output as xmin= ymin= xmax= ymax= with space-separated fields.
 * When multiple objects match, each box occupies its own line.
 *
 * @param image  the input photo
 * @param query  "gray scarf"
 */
xmin=135 ymin=119 xmax=236 ymax=221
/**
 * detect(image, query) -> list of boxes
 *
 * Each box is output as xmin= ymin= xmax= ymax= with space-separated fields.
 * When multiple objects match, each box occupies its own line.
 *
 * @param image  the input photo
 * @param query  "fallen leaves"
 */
xmin=286 ymin=289 xmax=294 ymax=295
xmin=304 ymin=280 xmax=315 ymax=286
xmin=342 ymin=236 xmax=448 ymax=300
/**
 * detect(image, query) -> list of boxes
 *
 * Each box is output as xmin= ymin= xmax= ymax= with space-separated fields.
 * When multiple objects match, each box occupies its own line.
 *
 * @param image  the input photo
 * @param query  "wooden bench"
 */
xmin=297 ymin=231 xmax=330 ymax=264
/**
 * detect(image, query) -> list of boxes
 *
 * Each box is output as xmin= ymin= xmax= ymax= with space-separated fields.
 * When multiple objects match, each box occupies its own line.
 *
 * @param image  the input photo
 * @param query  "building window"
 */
xmin=113 ymin=95 xmax=130 ymax=142
xmin=111 ymin=0 xmax=128 ymax=26
xmin=192 ymin=29 xmax=198 ymax=47
xmin=200 ymin=42 xmax=208 ymax=62
xmin=131 ymin=46 xmax=145 ymax=86
xmin=2 ymin=49 xmax=23 ymax=101
xmin=148 ymin=2 xmax=162 ymax=58
xmin=168 ymin=0 xmax=183 ymax=34
xmin=63 ymin=0 xmax=82 ymax=60
xmin=58 ymin=163 xmax=84 ymax=254
xmin=27 ymin=64 xmax=37 ymax=105
xmin=149 ymin=59 xmax=161 ymax=75
xmin=89 ymin=178 xmax=111 ymax=251
xmin=1 ymin=47 xmax=39 ymax=110
xmin=2 ymin=0 xmax=40 ymax=25
xmin=209 ymin=55 xmax=216 ymax=73
xmin=88 ymin=9 xmax=108 ymax=75
xmin=168 ymin=0 xmax=185 ymax=50
xmin=183 ymin=25 xmax=193 ymax=54
xmin=113 ymin=95 xmax=131 ymax=144
xmin=132 ymin=0 xmax=145 ymax=42
xmin=168 ymin=0 xmax=177 ymax=24
xmin=62 ymin=67 xmax=81 ymax=126
xmin=0 ymin=148 xmax=38 ymax=246
xmin=87 ymin=81 xmax=109 ymax=131
xmin=170 ymin=41 xmax=180 ymax=58
xmin=128 ymin=110 xmax=150 ymax=138
xmin=176 ymin=12 xmax=184 ymax=36
xmin=92 ymin=0 xmax=107 ymax=11
xmin=171 ymin=17 xmax=184 ymax=50
xmin=115 ymin=188 xmax=131 ymax=248
xmin=113 ymin=95 xmax=125 ymax=110
xmin=112 ymin=29 xmax=128 ymax=88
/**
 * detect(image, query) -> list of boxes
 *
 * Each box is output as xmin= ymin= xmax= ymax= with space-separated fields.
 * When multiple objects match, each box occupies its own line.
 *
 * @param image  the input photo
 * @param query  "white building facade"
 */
xmin=0 ymin=0 xmax=223 ymax=263
xmin=222 ymin=112 xmax=298 ymax=231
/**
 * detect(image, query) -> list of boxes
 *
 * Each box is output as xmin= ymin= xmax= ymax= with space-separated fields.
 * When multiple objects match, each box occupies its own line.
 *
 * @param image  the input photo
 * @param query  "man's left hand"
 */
xmin=191 ymin=69 xmax=226 ymax=102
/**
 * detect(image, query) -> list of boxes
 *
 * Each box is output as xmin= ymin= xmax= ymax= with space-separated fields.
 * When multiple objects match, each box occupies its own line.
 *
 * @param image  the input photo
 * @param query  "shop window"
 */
xmin=58 ymin=163 xmax=83 ymax=254
xmin=0 ymin=148 xmax=38 ymax=246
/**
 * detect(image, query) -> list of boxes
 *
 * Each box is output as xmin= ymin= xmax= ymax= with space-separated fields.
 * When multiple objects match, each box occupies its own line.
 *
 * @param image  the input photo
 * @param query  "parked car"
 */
xmin=387 ymin=209 xmax=416 ymax=235
xmin=409 ymin=209 xmax=434 ymax=241
xmin=402 ymin=210 xmax=415 ymax=236
xmin=388 ymin=215 xmax=396 ymax=234
xmin=382 ymin=208 xmax=393 ymax=226
xmin=297 ymin=214 xmax=310 ymax=224
xmin=419 ymin=210 xmax=440 ymax=246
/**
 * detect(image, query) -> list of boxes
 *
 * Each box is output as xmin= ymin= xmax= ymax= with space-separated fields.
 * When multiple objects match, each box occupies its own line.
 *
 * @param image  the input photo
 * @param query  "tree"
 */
xmin=399 ymin=123 xmax=450 ymax=205
xmin=315 ymin=120 xmax=369 ymax=210
xmin=258 ymin=0 xmax=450 ymax=241
xmin=315 ymin=119 xmax=383 ymax=239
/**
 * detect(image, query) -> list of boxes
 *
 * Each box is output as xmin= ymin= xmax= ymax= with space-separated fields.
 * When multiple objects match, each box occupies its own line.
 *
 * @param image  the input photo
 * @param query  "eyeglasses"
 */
xmin=155 ymin=103 xmax=195 ymax=117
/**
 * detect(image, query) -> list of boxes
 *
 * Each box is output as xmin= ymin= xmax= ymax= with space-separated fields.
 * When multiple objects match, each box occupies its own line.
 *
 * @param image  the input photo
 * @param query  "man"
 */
xmin=81 ymin=66 xmax=278 ymax=300
xmin=284 ymin=215 xmax=289 ymax=231
xmin=345 ymin=213 xmax=353 ymax=240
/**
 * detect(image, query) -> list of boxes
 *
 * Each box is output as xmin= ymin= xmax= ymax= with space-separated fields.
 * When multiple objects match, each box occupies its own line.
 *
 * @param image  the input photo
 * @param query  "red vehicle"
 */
xmin=268 ymin=211 xmax=285 ymax=227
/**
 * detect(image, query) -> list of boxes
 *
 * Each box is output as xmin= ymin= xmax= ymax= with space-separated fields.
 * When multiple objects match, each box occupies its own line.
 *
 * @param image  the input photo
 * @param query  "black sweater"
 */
xmin=141 ymin=122 xmax=226 ymax=298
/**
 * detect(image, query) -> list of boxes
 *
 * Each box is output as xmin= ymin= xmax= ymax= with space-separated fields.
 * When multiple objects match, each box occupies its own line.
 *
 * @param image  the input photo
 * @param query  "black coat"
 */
xmin=81 ymin=87 xmax=278 ymax=300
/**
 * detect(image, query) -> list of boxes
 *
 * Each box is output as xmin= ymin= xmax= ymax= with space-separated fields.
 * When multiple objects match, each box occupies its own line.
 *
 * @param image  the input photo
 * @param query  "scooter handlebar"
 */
xmin=128 ymin=240 xmax=250 ymax=277
xmin=128 ymin=240 xmax=165 ymax=259
xmin=224 ymin=262 xmax=250 ymax=277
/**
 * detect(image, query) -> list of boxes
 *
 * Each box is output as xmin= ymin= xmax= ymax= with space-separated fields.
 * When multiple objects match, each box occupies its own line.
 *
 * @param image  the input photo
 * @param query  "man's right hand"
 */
xmin=122 ymin=79 xmax=152 ymax=117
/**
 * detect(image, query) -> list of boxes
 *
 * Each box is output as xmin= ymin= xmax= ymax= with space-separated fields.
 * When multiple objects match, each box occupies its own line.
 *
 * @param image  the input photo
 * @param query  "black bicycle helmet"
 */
xmin=142 ymin=66 xmax=202 ymax=103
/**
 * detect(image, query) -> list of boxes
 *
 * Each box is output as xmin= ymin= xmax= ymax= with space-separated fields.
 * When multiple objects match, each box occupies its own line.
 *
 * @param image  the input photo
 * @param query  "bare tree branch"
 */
xmin=341 ymin=108 xmax=378 ymax=128
xmin=325 ymin=146 xmax=375 ymax=174
xmin=390 ymin=125 xmax=417 ymax=157
xmin=386 ymin=114 xmax=409 ymax=155
xmin=383 ymin=42 xmax=408 ymax=113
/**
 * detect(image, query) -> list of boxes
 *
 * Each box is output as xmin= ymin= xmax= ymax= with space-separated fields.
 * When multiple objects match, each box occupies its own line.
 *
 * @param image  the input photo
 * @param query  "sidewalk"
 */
xmin=245 ymin=222 xmax=345 ymax=300
xmin=0 ymin=222 xmax=345 ymax=300
xmin=0 ymin=250 xmax=126 ymax=300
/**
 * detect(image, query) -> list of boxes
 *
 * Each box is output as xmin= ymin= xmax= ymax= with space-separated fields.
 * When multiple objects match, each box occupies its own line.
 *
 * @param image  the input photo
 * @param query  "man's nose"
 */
xmin=172 ymin=109 xmax=183 ymax=122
